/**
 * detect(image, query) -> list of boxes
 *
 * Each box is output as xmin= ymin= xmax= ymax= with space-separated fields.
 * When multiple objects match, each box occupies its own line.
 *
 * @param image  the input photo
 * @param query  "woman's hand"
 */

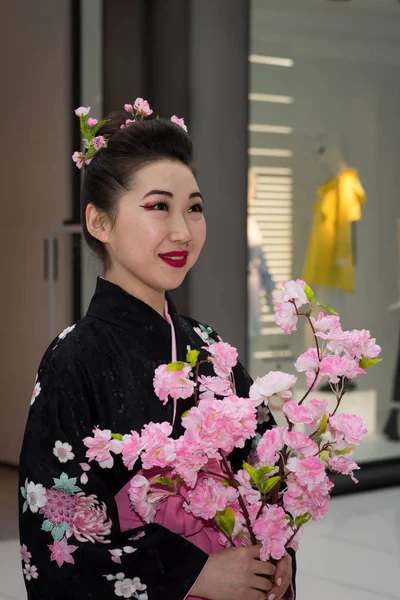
xmin=266 ymin=553 xmax=293 ymax=600
xmin=189 ymin=545 xmax=276 ymax=600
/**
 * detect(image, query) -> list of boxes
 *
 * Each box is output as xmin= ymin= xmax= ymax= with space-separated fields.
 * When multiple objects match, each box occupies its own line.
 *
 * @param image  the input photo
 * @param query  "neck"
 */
xmin=104 ymin=265 xmax=166 ymax=317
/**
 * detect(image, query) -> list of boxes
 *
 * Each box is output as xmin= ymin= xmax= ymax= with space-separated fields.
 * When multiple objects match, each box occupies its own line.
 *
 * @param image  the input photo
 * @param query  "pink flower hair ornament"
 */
xmin=72 ymin=98 xmax=188 ymax=169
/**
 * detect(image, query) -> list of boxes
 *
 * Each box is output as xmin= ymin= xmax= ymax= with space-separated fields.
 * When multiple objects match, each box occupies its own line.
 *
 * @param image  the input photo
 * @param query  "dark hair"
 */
xmin=81 ymin=112 xmax=194 ymax=262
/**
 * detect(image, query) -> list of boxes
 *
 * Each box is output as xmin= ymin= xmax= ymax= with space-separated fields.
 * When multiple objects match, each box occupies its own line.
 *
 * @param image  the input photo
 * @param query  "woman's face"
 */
xmin=99 ymin=160 xmax=206 ymax=294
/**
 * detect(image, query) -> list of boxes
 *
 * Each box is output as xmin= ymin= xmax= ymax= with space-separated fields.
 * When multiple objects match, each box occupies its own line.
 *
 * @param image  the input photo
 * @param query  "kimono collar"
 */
xmin=86 ymin=277 xmax=179 ymax=338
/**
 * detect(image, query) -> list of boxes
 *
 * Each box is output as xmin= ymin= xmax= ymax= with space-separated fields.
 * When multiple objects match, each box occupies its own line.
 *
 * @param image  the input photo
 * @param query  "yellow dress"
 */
xmin=302 ymin=169 xmax=366 ymax=293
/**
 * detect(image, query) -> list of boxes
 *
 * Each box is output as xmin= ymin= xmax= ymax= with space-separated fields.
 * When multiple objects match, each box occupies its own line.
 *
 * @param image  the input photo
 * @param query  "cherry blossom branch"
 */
xmin=194 ymin=359 xmax=211 ymax=405
xmin=220 ymin=454 xmax=257 ymax=545
xmin=295 ymin=306 xmax=321 ymax=406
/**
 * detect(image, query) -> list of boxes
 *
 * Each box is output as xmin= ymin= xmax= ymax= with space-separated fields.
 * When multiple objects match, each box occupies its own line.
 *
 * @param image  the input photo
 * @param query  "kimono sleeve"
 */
xmin=19 ymin=359 xmax=208 ymax=600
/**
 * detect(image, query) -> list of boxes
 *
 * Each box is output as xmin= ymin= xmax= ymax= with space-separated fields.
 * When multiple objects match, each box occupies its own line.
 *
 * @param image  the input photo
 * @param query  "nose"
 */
xmin=168 ymin=213 xmax=192 ymax=245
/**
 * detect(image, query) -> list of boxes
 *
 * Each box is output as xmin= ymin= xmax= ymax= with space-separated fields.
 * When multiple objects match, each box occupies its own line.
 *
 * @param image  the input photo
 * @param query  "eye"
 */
xmin=189 ymin=203 xmax=204 ymax=213
xmin=141 ymin=201 xmax=169 ymax=211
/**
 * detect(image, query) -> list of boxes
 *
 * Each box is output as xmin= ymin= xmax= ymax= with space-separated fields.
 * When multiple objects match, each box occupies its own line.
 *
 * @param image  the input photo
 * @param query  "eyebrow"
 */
xmin=142 ymin=189 xmax=203 ymax=201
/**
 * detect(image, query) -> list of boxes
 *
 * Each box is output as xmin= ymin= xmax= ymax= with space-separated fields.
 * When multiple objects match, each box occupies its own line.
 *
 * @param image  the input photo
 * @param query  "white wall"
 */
xmin=250 ymin=0 xmax=400 ymax=428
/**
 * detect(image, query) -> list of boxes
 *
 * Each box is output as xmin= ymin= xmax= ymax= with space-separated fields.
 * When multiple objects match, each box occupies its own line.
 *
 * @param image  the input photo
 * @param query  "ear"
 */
xmin=85 ymin=203 xmax=110 ymax=243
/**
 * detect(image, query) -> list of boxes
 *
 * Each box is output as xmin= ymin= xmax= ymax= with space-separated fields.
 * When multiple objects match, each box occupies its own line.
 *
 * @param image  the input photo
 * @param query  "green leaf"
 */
xmin=315 ymin=302 xmax=339 ymax=316
xmin=304 ymin=284 xmax=316 ymax=304
xmin=91 ymin=119 xmax=109 ymax=136
xmin=215 ymin=506 xmax=236 ymax=536
xmin=294 ymin=512 xmax=311 ymax=528
xmin=242 ymin=461 xmax=279 ymax=494
xmin=181 ymin=410 xmax=190 ymax=419
xmin=334 ymin=447 xmax=354 ymax=455
xmin=111 ymin=433 xmax=123 ymax=441
xmin=153 ymin=477 xmax=176 ymax=489
xmin=42 ymin=519 xmax=54 ymax=533
xmin=52 ymin=473 xmax=81 ymax=495
xmin=222 ymin=480 xmax=230 ymax=487
xmin=316 ymin=413 xmax=328 ymax=437
xmin=320 ymin=452 xmax=329 ymax=464
xmin=167 ymin=361 xmax=188 ymax=372
xmin=23 ymin=501 xmax=28 ymax=513
xmin=186 ymin=349 xmax=200 ymax=368
xmin=20 ymin=486 xmax=27 ymax=499
xmin=175 ymin=475 xmax=183 ymax=487
xmin=51 ymin=524 xmax=68 ymax=542
xmin=359 ymin=356 xmax=382 ymax=370
xmin=263 ymin=475 xmax=281 ymax=495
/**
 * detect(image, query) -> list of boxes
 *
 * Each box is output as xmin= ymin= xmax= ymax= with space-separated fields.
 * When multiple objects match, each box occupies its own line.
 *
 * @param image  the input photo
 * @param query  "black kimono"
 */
xmin=19 ymin=277 xmax=296 ymax=599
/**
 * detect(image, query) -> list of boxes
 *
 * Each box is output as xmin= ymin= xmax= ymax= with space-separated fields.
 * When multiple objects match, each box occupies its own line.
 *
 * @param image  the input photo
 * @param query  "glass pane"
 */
xmin=248 ymin=0 xmax=400 ymax=465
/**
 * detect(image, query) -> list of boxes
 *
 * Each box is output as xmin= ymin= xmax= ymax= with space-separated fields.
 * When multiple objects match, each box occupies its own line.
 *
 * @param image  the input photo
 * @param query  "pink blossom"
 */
xmin=274 ymin=301 xmax=298 ymax=335
xmin=20 ymin=544 xmax=31 ymax=563
xmin=283 ymin=479 xmax=311 ymax=517
xmin=72 ymin=151 xmax=86 ymax=169
xmin=140 ymin=422 xmax=176 ymax=470
xmin=286 ymin=456 xmax=326 ymax=486
xmin=283 ymin=474 xmax=333 ymax=521
xmin=310 ymin=312 xmax=341 ymax=334
xmin=87 ymin=118 xmax=98 ymax=126
xmin=93 ymin=135 xmax=106 ymax=151
xmin=171 ymin=115 xmax=188 ymax=132
xmin=109 ymin=548 xmax=122 ymax=564
xmin=253 ymin=505 xmax=292 ymax=561
xmin=23 ymin=563 xmax=39 ymax=580
xmin=133 ymin=97 xmax=153 ymax=116
xmin=307 ymin=476 xmax=333 ymax=521
xmin=75 ymin=106 xmax=90 ymax=117
xmin=198 ymin=375 xmax=232 ymax=397
xmin=256 ymin=427 xmax=285 ymax=465
xmin=173 ymin=436 xmax=208 ymax=488
xmin=283 ymin=401 xmax=314 ymax=426
xmin=328 ymin=413 xmax=368 ymax=447
xmin=273 ymin=279 xmax=308 ymax=307
xmin=125 ymin=119 xmax=135 ymax=126
xmin=121 ymin=431 xmax=143 ymax=470
xmin=83 ymin=428 xmax=122 ymax=469
xmin=249 ymin=371 xmax=297 ymax=406
xmin=48 ymin=538 xmax=78 ymax=568
xmin=319 ymin=355 xmax=365 ymax=384
xmin=307 ymin=399 xmax=329 ymax=423
xmin=204 ymin=341 xmax=238 ymax=378
xmin=283 ymin=430 xmax=319 ymax=458
xmin=221 ymin=395 xmax=258 ymax=449
xmin=72 ymin=492 xmax=112 ymax=543
xmin=153 ymin=364 xmax=195 ymax=404
xmin=315 ymin=326 xmax=350 ymax=355
xmin=184 ymin=477 xmax=238 ymax=521
xmin=128 ymin=474 xmax=172 ymax=524
xmin=342 ymin=329 xmax=381 ymax=360
xmin=236 ymin=469 xmax=262 ymax=505
xmin=128 ymin=475 xmax=154 ymax=523
xmin=124 ymin=103 xmax=133 ymax=112
xmin=182 ymin=396 xmax=256 ymax=457
xmin=326 ymin=454 xmax=360 ymax=483
xmin=295 ymin=348 xmax=320 ymax=373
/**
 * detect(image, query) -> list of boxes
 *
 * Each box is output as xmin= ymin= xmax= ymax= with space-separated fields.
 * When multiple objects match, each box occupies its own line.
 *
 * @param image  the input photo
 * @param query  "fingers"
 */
xmin=267 ymin=571 xmax=291 ymax=600
xmin=274 ymin=554 xmax=291 ymax=585
xmin=267 ymin=555 xmax=292 ymax=600
xmin=252 ymin=558 xmax=276 ymax=578
xmin=250 ymin=574 xmax=274 ymax=593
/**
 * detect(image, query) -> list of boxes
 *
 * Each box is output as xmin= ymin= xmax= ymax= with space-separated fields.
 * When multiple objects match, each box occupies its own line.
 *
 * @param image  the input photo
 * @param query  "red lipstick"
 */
xmin=159 ymin=250 xmax=189 ymax=268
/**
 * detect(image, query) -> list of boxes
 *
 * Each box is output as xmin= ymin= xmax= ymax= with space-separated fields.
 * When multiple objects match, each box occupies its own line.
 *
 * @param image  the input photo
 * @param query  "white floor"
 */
xmin=1 ymin=466 xmax=399 ymax=599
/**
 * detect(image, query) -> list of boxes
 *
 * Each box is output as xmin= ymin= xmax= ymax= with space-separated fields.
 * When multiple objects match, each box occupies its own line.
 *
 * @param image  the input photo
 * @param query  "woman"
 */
xmin=19 ymin=107 xmax=295 ymax=600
